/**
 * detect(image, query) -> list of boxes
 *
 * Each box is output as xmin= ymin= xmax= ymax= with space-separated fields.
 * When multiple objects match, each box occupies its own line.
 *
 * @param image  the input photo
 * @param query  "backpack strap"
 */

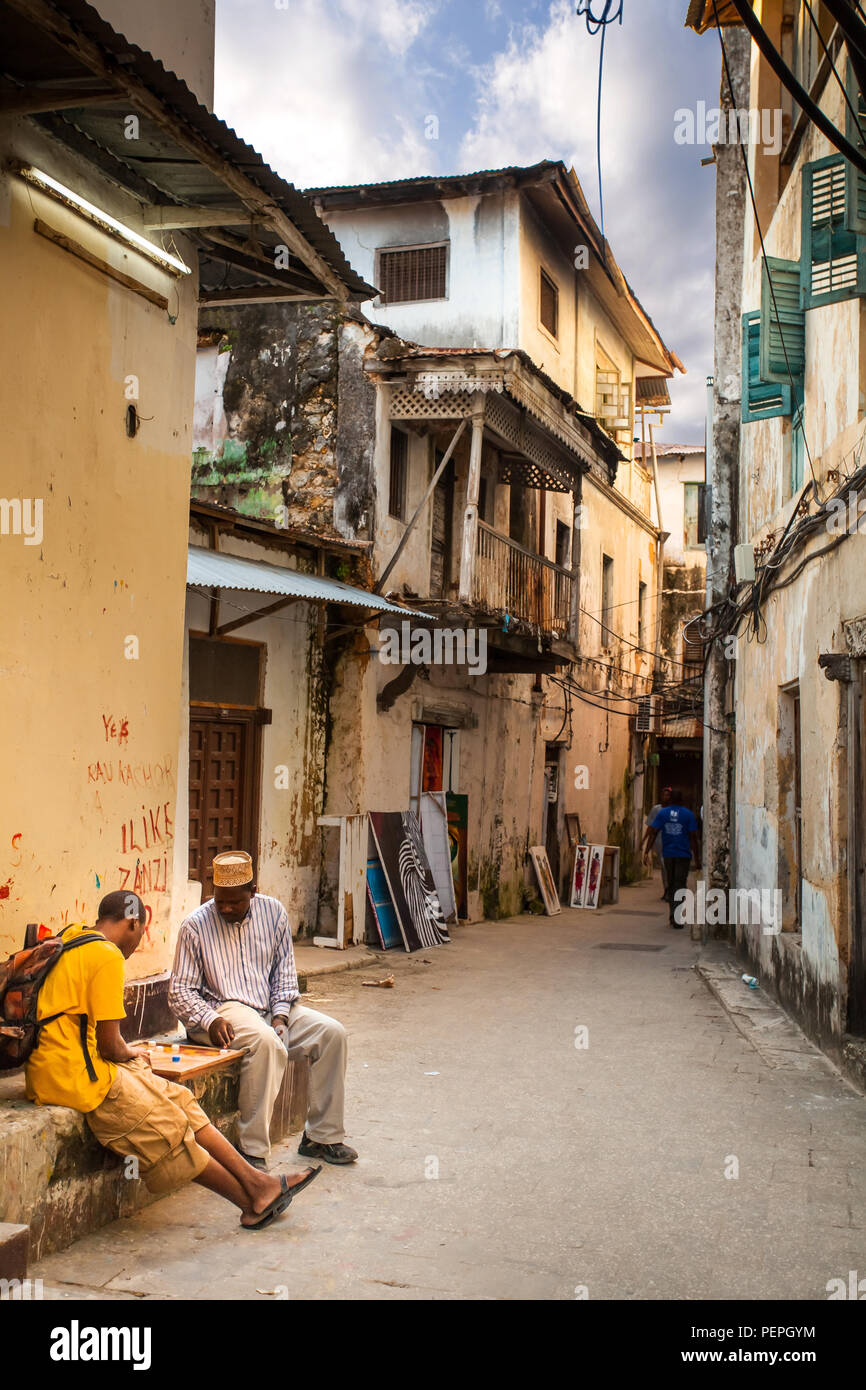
xmin=48 ymin=932 xmax=109 ymax=1081
xmin=59 ymin=933 xmax=107 ymax=953
xmin=78 ymin=1014 xmax=98 ymax=1082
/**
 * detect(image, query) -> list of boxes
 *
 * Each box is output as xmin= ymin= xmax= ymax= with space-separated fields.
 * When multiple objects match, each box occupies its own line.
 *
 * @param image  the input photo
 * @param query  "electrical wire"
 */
xmin=803 ymin=0 xmax=866 ymax=143
xmin=576 ymin=2 xmax=624 ymax=257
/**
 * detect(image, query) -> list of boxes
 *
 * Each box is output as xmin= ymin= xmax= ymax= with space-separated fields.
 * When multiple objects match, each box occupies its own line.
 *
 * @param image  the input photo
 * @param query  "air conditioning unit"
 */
xmin=635 ymin=694 xmax=663 ymax=733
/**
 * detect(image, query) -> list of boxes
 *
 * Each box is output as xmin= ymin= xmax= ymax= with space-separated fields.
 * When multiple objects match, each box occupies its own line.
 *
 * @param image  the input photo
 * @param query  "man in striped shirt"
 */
xmin=169 ymin=851 xmax=357 ymax=1170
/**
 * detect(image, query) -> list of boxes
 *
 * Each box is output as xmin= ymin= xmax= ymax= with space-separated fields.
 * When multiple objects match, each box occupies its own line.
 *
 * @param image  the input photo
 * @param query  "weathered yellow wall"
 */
xmin=0 ymin=123 xmax=197 ymax=978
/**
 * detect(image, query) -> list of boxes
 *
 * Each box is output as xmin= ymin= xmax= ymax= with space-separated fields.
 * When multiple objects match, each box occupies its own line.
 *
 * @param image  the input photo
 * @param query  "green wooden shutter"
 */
xmin=802 ymin=156 xmax=864 ymax=305
xmin=759 ymin=257 xmax=805 ymax=384
xmin=742 ymin=312 xmax=792 ymax=421
xmin=845 ymin=59 xmax=866 ymax=235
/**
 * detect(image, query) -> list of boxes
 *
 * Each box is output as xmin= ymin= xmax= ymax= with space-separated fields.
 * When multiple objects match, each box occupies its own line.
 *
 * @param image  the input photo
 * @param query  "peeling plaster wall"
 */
xmin=193 ymin=304 xmax=341 ymax=533
xmin=734 ymin=70 xmax=866 ymax=1047
xmin=322 ymin=193 xmax=521 ymax=350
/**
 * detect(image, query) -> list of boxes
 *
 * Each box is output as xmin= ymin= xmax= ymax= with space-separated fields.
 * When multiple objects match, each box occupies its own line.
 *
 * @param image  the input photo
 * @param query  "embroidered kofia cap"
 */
xmin=212 ymin=851 xmax=254 ymax=887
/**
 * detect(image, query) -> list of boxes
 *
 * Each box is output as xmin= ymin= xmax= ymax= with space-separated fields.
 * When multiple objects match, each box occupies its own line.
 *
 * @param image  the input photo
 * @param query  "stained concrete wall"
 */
xmin=321 ymin=193 xmax=522 ymax=350
xmin=0 ymin=118 xmax=198 ymax=978
xmin=732 ymin=45 xmax=866 ymax=1047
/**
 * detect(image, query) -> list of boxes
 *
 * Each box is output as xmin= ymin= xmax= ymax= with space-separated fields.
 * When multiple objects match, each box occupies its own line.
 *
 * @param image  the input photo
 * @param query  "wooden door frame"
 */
xmin=189 ymin=704 xmax=264 ymax=884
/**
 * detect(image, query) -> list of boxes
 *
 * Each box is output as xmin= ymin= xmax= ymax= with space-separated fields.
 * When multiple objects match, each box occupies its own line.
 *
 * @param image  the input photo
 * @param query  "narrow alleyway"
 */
xmin=34 ymin=881 xmax=866 ymax=1301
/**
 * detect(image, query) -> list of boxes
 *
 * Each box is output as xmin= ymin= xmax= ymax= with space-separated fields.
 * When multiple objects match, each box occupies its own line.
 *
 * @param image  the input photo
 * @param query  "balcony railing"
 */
xmin=474 ymin=521 xmax=573 ymax=634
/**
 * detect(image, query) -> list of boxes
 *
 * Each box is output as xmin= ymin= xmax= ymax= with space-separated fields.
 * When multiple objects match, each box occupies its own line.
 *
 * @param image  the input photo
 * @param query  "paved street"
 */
xmin=34 ymin=879 xmax=866 ymax=1301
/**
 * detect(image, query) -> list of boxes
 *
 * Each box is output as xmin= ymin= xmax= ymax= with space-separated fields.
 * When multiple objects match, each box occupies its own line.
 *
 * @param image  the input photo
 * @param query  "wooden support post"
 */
xmin=374 ymin=416 xmax=467 ymax=595
xmin=457 ymin=401 xmax=486 ymax=604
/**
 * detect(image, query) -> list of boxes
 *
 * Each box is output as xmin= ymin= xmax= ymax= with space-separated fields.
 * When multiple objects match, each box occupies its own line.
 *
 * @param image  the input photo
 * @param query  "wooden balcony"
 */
xmin=474 ymin=521 xmax=573 ymax=634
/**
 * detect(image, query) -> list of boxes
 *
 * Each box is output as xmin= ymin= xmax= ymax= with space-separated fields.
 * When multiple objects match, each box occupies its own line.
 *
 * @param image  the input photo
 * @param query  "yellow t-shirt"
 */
xmin=25 ymin=924 xmax=126 ymax=1113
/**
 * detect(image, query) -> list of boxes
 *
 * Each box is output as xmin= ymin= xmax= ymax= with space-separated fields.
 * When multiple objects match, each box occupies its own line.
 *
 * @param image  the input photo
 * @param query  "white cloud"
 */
xmin=457 ymin=1 xmax=718 ymax=438
xmin=214 ymin=0 xmax=438 ymax=187
xmin=337 ymin=0 xmax=438 ymax=57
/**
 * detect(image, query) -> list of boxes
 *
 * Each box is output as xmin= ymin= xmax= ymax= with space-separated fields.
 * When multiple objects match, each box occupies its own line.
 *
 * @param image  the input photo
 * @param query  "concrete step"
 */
xmin=0 ymin=1050 xmax=309 ymax=1260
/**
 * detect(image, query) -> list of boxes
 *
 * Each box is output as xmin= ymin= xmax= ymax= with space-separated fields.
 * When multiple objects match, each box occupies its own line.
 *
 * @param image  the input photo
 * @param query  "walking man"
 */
xmin=645 ymin=785 xmax=672 ymax=900
xmin=642 ymin=790 xmax=700 ymax=928
xmin=169 ymin=852 xmax=357 ymax=1169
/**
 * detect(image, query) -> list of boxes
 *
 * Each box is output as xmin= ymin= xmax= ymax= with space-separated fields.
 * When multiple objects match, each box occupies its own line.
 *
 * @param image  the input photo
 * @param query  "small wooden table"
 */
xmin=146 ymin=1043 xmax=247 ymax=1081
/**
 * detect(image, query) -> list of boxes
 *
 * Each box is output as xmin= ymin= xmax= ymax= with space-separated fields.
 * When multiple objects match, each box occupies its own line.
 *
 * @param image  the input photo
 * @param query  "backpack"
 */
xmin=0 ymin=924 xmax=105 ymax=1073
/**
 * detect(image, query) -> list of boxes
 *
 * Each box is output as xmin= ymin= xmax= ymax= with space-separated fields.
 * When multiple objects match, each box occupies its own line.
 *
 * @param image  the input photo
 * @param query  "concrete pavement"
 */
xmin=31 ymin=878 xmax=866 ymax=1300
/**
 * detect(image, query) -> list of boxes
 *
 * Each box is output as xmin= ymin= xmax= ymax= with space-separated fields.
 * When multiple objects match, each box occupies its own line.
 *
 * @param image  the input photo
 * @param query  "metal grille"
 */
xmin=379 ymin=244 xmax=447 ymax=303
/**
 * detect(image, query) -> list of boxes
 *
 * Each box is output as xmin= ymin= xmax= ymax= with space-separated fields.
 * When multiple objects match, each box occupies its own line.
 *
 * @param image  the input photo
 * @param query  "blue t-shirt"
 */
xmin=651 ymin=805 xmax=698 ymax=859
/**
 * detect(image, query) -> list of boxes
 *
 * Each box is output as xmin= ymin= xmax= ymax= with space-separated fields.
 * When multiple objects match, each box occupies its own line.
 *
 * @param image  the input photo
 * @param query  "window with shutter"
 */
xmin=801 ymin=156 xmax=866 ymax=307
xmin=759 ymin=257 xmax=806 ymax=384
xmin=845 ymin=59 xmax=866 ymax=236
xmin=742 ymin=312 xmax=793 ymax=421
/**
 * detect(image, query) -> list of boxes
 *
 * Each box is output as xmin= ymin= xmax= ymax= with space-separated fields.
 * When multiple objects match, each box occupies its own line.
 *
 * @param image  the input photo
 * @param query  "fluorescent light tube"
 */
xmin=12 ymin=162 xmax=191 ymax=275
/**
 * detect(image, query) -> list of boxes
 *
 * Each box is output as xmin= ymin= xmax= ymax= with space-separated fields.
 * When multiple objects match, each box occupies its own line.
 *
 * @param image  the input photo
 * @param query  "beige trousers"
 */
xmin=189 ymin=999 xmax=347 ymax=1160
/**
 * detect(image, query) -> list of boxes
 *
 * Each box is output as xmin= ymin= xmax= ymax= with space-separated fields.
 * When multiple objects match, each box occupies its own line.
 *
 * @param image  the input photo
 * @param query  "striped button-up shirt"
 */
xmin=169 ymin=894 xmax=299 ymax=1032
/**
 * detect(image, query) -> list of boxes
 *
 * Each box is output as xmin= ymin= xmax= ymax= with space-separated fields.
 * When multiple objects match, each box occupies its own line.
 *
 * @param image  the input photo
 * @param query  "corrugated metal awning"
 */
xmin=187 ymin=546 xmax=428 ymax=618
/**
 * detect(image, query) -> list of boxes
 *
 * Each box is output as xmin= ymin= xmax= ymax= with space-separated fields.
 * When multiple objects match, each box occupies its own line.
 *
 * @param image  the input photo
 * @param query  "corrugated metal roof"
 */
xmin=634 ymin=443 xmax=705 ymax=458
xmin=305 ymin=160 xmax=560 ymax=200
xmin=2 ymin=0 xmax=374 ymax=299
xmin=187 ymin=547 xmax=428 ymax=617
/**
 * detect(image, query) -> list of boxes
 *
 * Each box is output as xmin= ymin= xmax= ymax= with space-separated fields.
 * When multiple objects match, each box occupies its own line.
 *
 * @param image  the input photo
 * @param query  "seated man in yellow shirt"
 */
xmin=26 ymin=890 xmax=319 ymax=1229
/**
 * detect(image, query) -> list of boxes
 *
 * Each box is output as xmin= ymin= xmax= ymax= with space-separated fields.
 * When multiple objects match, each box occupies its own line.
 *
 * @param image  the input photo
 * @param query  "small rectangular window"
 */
xmin=190 ymin=636 xmax=261 ymax=706
xmin=684 ymin=482 xmax=709 ymax=548
xmin=379 ymin=244 xmax=447 ymax=303
xmin=601 ymin=554 xmax=615 ymax=645
xmin=555 ymin=519 xmax=571 ymax=569
xmin=540 ymin=268 xmax=558 ymax=337
xmin=638 ymin=581 xmax=647 ymax=652
xmin=389 ymin=428 xmax=408 ymax=520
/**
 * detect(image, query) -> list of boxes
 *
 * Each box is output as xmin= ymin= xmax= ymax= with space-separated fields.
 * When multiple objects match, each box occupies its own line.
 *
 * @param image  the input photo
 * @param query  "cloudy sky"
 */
xmin=214 ymin=0 xmax=723 ymax=442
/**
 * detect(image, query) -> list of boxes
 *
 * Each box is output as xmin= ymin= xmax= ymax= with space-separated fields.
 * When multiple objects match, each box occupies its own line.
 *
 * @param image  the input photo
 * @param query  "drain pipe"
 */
xmin=648 ymin=420 xmax=667 ymax=686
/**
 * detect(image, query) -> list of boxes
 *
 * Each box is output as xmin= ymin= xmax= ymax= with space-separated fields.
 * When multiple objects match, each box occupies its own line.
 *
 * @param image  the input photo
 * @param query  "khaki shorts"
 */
xmin=87 ymin=1056 xmax=210 ymax=1194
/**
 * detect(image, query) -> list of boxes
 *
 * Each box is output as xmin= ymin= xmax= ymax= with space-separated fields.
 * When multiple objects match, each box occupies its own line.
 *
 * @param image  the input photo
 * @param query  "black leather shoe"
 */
xmin=237 ymin=1148 xmax=268 ymax=1170
xmin=298 ymin=1132 xmax=358 ymax=1165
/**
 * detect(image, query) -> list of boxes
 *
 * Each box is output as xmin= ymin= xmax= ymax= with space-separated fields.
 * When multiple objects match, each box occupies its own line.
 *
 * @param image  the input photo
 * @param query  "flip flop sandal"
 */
xmin=283 ymin=1164 xmax=322 ymax=1199
xmin=240 ymin=1167 xmax=322 ymax=1231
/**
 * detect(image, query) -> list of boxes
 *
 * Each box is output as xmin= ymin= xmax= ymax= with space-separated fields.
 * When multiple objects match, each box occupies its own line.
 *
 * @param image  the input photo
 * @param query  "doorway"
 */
xmin=430 ymin=452 xmax=454 ymax=598
xmin=188 ymin=632 xmax=263 ymax=895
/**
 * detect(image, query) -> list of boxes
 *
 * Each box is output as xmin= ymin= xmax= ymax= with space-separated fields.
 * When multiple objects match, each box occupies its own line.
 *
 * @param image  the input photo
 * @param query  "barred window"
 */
xmin=389 ymin=428 xmax=408 ymax=520
xmin=378 ymin=244 xmax=447 ymax=303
